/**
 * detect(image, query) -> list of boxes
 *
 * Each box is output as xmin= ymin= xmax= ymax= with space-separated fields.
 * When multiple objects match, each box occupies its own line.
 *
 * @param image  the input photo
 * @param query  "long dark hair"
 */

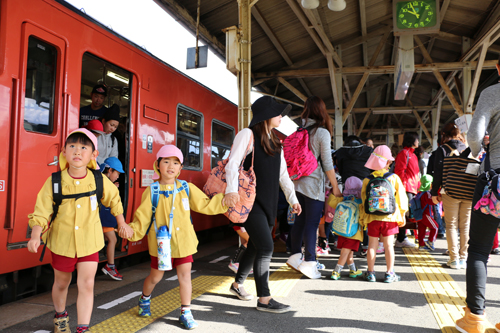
xmin=300 ymin=96 xmax=333 ymax=137
xmin=252 ymin=120 xmax=281 ymax=156
xmin=402 ymin=132 xmax=419 ymax=148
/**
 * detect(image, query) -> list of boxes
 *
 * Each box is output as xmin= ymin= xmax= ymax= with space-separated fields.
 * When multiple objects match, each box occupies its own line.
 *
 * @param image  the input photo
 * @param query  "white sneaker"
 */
xmin=395 ymin=238 xmax=416 ymax=248
xmin=298 ymin=261 xmax=321 ymax=279
xmin=286 ymin=253 xmax=303 ymax=272
xmin=447 ymin=260 xmax=460 ymax=269
xmin=459 ymin=259 xmax=467 ymax=269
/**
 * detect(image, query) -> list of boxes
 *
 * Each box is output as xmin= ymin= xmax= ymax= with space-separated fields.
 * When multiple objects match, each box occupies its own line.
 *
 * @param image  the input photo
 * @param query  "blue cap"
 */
xmin=100 ymin=157 xmax=124 ymax=174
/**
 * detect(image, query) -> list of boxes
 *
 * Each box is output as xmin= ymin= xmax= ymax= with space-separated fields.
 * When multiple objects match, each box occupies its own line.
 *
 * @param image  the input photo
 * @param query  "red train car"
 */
xmin=0 ymin=0 xmax=237 ymax=303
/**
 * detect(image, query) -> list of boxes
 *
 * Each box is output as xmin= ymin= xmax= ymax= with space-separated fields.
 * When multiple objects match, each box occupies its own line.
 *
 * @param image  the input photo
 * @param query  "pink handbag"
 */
xmin=203 ymin=133 xmax=256 ymax=223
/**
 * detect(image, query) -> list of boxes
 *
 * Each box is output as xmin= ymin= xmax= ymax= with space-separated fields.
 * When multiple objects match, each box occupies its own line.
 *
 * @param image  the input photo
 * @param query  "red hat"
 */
xmin=86 ymin=119 xmax=103 ymax=132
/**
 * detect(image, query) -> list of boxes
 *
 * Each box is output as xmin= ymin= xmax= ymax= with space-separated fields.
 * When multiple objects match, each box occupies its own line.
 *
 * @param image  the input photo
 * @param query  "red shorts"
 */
xmin=367 ymin=220 xmax=399 ymax=238
xmin=336 ymin=236 xmax=360 ymax=251
xmin=51 ymin=252 xmax=99 ymax=273
xmin=150 ymin=255 xmax=193 ymax=270
xmin=232 ymin=226 xmax=246 ymax=233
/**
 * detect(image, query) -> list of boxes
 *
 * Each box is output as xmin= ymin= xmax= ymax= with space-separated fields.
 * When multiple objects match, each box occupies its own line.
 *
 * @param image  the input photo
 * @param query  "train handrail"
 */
xmin=6 ymin=77 xmax=20 ymax=230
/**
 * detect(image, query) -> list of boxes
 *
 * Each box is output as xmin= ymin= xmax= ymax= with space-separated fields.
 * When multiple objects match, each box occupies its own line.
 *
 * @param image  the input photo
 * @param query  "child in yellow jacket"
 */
xmin=28 ymin=129 xmax=126 ymax=333
xmin=360 ymin=145 xmax=408 ymax=283
xmin=119 ymin=145 xmax=227 ymax=330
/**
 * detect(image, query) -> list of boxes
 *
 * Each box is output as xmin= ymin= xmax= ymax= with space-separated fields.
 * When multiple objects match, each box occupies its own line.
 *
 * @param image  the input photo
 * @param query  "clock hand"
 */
xmin=409 ymin=3 xmax=420 ymax=18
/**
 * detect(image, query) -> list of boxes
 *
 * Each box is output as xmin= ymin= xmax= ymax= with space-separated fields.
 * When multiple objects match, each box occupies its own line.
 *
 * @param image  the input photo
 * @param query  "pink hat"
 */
xmin=86 ymin=119 xmax=103 ymax=132
xmin=153 ymin=145 xmax=184 ymax=180
xmin=364 ymin=145 xmax=394 ymax=170
xmin=343 ymin=176 xmax=363 ymax=198
xmin=59 ymin=128 xmax=99 ymax=170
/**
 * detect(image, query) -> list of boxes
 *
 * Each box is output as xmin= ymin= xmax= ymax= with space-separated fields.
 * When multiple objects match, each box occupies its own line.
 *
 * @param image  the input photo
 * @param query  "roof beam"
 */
xmin=466 ymin=37 xmax=490 ymax=113
xmin=277 ymin=77 xmax=307 ymax=101
xmin=338 ymin=25 xmax=392 ymax=51
xmin=153 ymin=0 xmax=225 ymax=60
xmin=350 ymin=104 xmax=458 ymax=113
xmin=253 ymin=60 xmax=499 ymax=79
xmin=251 ymin=6 xmax=312 ymax=96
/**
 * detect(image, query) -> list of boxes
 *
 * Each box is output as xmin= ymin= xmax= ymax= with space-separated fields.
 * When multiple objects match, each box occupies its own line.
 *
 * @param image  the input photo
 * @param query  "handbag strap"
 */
xmin=241 ymin=132 xmax=255 ymax=169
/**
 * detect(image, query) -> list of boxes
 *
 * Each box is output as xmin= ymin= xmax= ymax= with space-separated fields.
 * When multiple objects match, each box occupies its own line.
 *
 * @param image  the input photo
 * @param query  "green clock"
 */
xmin=394 ymin=0 xmax=440 ymax=35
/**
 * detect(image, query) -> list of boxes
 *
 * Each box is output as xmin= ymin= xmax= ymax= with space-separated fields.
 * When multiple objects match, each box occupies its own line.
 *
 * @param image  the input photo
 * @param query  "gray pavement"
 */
xmin=1 ymin=236 xmax=500 ymax=333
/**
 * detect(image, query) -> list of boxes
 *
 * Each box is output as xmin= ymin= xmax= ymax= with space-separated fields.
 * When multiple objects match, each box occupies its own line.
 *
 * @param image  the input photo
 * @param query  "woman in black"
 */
xmin=224 ymin=96 xmax=301 ymax=313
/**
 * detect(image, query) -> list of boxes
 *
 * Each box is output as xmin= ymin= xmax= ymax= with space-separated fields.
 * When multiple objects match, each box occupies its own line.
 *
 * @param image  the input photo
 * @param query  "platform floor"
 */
xmin=1 ymin=235 xmax=500 ymax=333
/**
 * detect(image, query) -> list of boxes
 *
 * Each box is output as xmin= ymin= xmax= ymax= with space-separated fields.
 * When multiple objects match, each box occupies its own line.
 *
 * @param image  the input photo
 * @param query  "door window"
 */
xmin=23 ymin=36 xmax=57 ymax=134
xmin=211 ymin=121 xmax=234 ymax=168
xmin=177 ymin=106 xmax=203 ymax=170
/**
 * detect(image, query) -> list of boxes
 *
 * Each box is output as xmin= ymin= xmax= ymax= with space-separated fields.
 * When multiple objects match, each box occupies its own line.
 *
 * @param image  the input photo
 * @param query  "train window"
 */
xmin=177 ymin=105 xmax=203 ymax=170
xmin=211 ymin=121 xmax=234 ymax=168
xmin=23 ymin=37 xmax=56 ymax=134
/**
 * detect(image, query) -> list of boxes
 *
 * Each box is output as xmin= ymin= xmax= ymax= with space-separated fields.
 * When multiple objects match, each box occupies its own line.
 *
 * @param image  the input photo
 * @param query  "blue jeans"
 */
xmin=466 ymin=173 xmax=500 ymax=315
xmin=290 ymin=192 xmax=324 ymax=262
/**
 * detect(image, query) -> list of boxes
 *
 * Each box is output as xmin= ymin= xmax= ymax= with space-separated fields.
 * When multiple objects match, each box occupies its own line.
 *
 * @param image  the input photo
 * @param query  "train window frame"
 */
xmin=23 ymin=36 xmax=57 ymax=134
xmin=176 ymin=104 xmax=203 ymax=171
xmin=210 ymin=120 xmax=234 ymax=169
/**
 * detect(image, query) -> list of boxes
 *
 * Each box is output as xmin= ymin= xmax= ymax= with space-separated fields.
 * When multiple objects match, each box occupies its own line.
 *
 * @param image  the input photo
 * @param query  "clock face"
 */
xmin=396 ymin=1 xmax=437 ymax=30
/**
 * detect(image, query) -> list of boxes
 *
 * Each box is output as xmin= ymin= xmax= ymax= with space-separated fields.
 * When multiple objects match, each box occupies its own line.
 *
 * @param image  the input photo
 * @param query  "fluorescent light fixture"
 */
xmin=301 ymin=0 xmax=320 ymax=9
xmin=107 ymin=71 xmax=129 ymax=84
xmin=328 ymin=0 xmax=346 ymax=11
xmin=372 ymin=109 xmax=413 ymax=115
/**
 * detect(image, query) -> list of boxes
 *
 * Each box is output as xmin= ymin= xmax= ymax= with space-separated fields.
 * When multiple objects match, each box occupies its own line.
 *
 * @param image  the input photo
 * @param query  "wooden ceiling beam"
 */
xmin=277 ymin=77 xmax=307 ymax=101
xmin=338 ymin=25 xmax=392 ymax=51
xmin=253 ymin=60 xmax=499 ymax=79
xmin=251 ymin=5 xmax=311 ymax=96
xmin=466 ymin=37 xmax=490 ymax=113
xmin=153 ymin=0 xmax=225 ymax=59
xmin=349 ymin=104 xmax=458 ymax=113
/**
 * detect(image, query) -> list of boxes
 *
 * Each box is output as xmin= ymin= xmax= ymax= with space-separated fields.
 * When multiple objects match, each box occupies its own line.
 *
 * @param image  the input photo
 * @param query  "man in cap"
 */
xmin=79 ymin=84 xmax=108 ymax=127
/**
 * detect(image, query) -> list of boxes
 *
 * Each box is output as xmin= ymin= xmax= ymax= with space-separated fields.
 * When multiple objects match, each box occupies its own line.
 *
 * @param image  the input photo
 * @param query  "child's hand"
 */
xmin=118 ymin=225 xmax=134 ymax=239
xmin=431 ymin=196 xmax=440 ymax=205
xmin=27 ymin=238 xmax=41 ymax=253
xmin=292 ymin=203 xmax=302 ymax=216
xmin=223 ymin=193 xmax=239 ymax=207
xmin=333 ymin=187 xmax=342 ymax=197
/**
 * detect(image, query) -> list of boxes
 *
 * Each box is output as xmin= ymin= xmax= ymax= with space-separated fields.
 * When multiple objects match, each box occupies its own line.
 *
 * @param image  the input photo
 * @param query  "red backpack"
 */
xmin=283 ymin=125 xmax=318 ymax=180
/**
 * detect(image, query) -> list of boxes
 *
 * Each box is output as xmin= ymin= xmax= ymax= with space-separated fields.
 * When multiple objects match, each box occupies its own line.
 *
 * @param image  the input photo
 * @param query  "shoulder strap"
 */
xmin=40 ymin=171 xmax=62 ymax=262
xmin=146 ymin=182 xmax=161 ymax=235
xmin=91 ymin=169 xmax=103 ymax=209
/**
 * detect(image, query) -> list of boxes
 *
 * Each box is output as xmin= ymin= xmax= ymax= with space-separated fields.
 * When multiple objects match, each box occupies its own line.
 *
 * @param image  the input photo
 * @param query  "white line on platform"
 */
xmin=209 ymin=255 xmax=229 ymax=263
xmin=97 ymin=291 xmax=143 ymax=309
xmin=166 ymin=270 xmax=196 ymax=280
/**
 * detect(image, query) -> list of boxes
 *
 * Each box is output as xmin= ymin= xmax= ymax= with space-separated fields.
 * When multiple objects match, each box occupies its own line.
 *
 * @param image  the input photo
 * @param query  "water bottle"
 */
xmin=156 ymin=226 xmax=172 ymax=271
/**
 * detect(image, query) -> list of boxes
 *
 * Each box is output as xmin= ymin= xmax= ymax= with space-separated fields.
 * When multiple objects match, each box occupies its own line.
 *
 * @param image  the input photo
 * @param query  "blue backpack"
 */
xmin=146 ymin=180 xmax=190 ymax=235
xmin=331 ymin=196 xmax=362 ymax=238
xmin=409 ymin=192 xmax=431 ymax=221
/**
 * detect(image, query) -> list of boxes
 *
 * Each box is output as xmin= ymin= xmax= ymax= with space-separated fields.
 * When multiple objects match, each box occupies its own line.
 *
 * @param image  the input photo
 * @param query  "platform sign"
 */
xmin=187 ymin=45 xmax=208 ymax=69
xmin=394 ymin=35 xmax=414 ymax=100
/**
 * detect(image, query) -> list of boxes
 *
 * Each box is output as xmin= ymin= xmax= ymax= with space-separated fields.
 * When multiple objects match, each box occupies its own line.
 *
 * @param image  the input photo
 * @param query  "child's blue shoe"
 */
xmin=179 ymin=309 xmax=198 ymax=330
xmin=363 ymin=271 xmax=376 ymax=282
xmin=384 ymin=272 xmax=401 ymax=283
xmin=424 ymin=241 xmax=435 ymax=251
xmin=138 ymin=296 xmax=151 ymax=317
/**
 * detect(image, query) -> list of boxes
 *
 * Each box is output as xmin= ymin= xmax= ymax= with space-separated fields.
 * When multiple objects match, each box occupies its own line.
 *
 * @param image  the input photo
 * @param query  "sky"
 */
xmin=64 ymin=0 xmax=298 ymax=135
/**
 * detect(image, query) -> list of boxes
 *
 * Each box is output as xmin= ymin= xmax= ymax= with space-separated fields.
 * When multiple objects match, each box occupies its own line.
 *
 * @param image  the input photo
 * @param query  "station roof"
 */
xmin=154 ymin=0 xmax=500 ymax=146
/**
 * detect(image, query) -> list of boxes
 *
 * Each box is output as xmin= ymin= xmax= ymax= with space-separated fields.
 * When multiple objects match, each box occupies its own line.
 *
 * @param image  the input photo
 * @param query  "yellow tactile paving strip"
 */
xmin=91 ymin=266 xmax=302 ymax=333
xmin=403 ymin=247 xmax=495 ymax=332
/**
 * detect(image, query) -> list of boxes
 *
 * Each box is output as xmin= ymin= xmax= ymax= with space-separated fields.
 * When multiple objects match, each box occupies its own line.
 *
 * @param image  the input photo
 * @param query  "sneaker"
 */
xmin=138 ymin=296 xmax=151 ymax=317
xmin=349 ymin=269 xmax=362 ymax=278
xmin=491 ymin=248 xmax=500 ymax=255
xmin=446 ymin=260 xmax=460 ymax=269
xmin=419 ymin=246 xmax=428 ymax=251
xmin=384 ymin=272 xmax=401 ymax=283
xmin=316 ymin=261 xmax=326 ymax=270
xmin=316 ymin=246 xmax=329 ymax=257
xmin=376 ymin=242 xmax=385 ymax=254
xmin=331 ymin=271 xmax=341 ymax=280
xmin=455 ymin=307 xmax=487 ymax=333
xmin=102 ymin=264 xmax=123 ymax=281
xmin=358 ymin=249 xmax=367 ymax=258
xmin=363 ymin=271 xmax=376 ymax=282
xmin=286 ymin=253 xmax=303 ymax=272
xmin=437 ymin=233 xmax=446 ymax=239
xmin=228 ymin=261 xmax=239 ymax=273
xmin=54 ymin=315 xmax=70 ymax=333
xmin=229 ymin=284 xmax=254 ymax=301
xmin=179 ymin=309 xmax=198 ymax=330
xmin=256 ymin=298 xmax=291 ymax=313
xmin=298 ymin=261 xmax=321 ymax=279
xmin=425 ymin=241 xmax=435 ymax=251
xmin=395 ymin=238 xmax=417 ymax=248
xmin=459 ymin=259 xmax=467 ymax=270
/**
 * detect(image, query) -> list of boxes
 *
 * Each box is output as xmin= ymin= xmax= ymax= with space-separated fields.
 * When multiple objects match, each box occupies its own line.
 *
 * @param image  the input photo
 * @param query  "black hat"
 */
xmin=92 ymin=84 xmax=107 ymax=97
xmin=103 ymin=104 xmax=120 ymax=122
xmin=249 ymin=96 xmax=292 ymax=127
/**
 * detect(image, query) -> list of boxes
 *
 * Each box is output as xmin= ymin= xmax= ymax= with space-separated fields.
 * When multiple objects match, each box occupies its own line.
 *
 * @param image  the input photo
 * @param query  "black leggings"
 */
xmin=397 ymin=192 xmax=415 ymax=242
xmin=466 ymin=174 xmax=500 ymax=314
xmin=235 ymin=203 xmax=275 ymax=297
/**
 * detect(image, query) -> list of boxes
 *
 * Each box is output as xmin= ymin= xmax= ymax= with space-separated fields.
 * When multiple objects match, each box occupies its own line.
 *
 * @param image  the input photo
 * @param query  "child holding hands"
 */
xmin=28 ymin=129 xmax=128 ymax=333
xmin=360 ymin=145 xmax=408 ymax=283
xmin=119 ymin=145 xmax=227 ymax=330
xmin=414 ymin=174 xmax=439 ymax=251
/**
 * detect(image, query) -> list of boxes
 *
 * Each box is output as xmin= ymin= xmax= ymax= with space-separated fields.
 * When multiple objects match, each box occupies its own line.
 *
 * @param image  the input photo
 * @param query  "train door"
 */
xmin=79 ymin=53 xmax=132 ymax=259
xmin=7 ymin=24 xmax=67 ymax=246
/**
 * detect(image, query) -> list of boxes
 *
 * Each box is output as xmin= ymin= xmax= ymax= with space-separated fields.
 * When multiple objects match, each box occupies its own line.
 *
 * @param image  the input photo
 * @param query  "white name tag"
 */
xmin=182 ymin=198 xmax=190 ymax=211
xmin=466 ymin=163 xmax=480 ymax=175
xmin=90 ymin=195 xmax=98 ymax=211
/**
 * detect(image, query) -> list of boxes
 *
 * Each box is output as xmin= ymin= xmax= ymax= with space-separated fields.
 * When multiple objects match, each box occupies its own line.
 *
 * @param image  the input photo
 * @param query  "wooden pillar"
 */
xmin=335 ymin=72 xmax=343 ymax=149
xmin=237 ymin=0 xmax=252 ymax=130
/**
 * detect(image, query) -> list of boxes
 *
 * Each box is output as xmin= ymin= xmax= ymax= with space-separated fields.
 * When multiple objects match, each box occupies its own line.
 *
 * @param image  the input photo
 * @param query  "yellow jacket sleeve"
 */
xmin=101 ymin=176 xmax=124 ymax=217
xmin=188 ymin=183 xmax=228 ymax=215
xmin=28 ymin=176 xmax=53 ymax=233
xmin=128 ymin=188 xmax=154 ymax=242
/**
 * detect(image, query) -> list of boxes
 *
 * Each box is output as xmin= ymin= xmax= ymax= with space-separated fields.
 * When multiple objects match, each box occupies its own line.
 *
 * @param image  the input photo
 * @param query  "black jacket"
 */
xmin=334 ymin=145 xmax=373 ymax=184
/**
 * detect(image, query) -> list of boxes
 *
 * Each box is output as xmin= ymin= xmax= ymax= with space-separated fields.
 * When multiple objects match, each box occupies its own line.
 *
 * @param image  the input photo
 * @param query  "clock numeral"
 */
xmin=425 ymin=17 xmax=431 ymax=22
xmin=413 ymin=1 xmax=418 ymax=5
xmin=399 ymin=14 xmax=405 ymax=18
xmin=428 ymin=11 xmax=433 ymax=16
xmin=420 ymin=22 xmax=425 ymax=27
xmin=414 ymin=23 xmax=419 ymax=28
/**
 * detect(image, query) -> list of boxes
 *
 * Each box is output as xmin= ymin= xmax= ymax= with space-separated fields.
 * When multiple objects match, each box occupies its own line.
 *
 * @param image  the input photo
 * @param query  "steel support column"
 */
xmin=237 ymin=0 xmax=252 ymax=130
